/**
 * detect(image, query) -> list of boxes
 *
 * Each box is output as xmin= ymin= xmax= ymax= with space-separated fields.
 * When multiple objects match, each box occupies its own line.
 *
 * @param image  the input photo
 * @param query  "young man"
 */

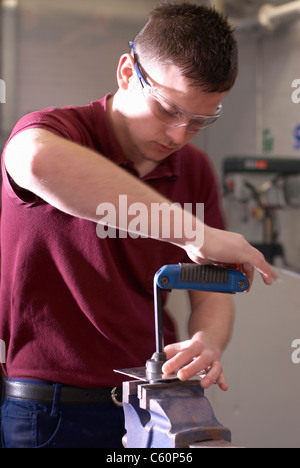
xmin=0 ymin=2 xmax=276 ymax=448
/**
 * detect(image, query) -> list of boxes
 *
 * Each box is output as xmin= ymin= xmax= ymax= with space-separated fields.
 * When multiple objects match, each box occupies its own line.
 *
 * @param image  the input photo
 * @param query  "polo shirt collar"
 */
xmin=142 ymin=152 xmax=181 ymax=181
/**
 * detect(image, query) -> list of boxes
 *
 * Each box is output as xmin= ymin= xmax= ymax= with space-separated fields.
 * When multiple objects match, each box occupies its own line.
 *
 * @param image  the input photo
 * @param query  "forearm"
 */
xmin=5 ymin=129 xmax=165 ymax=219
xmin=163 ymin=292 xmax=234 ymax=390
xmin=4 ymin=128 xmax=201 ymax=246
xmin=188 ymin=292 xmax=235 ymax=357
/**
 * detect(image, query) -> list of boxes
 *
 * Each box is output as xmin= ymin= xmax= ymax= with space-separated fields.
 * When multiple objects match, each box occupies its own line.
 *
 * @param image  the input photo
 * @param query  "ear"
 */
xmin=116 ymin=54 xmax=136 ymax=90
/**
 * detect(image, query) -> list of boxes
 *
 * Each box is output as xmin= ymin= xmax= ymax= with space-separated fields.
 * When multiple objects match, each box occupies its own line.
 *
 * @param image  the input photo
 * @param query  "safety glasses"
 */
xmin=129 ymin=42 xmax=223 ymax=133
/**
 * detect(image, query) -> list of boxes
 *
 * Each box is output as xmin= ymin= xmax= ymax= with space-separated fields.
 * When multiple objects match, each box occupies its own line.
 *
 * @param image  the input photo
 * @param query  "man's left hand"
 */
xmin=161 ymin=332 xmax=228 ymax=391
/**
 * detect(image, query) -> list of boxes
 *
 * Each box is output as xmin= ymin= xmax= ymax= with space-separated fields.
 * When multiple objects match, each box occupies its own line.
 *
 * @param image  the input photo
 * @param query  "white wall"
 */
xmin=16 ymin=0 xmax=157 ymax=115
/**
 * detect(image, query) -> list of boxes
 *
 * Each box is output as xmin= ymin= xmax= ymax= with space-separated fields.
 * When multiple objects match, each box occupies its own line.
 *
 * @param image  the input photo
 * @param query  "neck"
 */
xmin=106 ymin=93 xmax=160 ymax=177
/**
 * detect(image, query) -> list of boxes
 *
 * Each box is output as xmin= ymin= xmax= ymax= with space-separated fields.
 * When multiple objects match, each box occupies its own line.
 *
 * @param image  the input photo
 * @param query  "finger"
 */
xmin=199 ymin=361 xmax=228 ymax=391
xmin=200 ymin=364 xmax=228 ymax=391
xmin=201 ymin=372 xmax=228 ymax=391
xmin=216 ymin=373 xmax=228 ymax=391
xmin=176 ymin=352 xmax=212 ymax=381
xmin=239 ymin=237 xmax=277 ymax=285
xmin=245 ymin=245 xmax=277 ymax=285
xmin=162 ymin=344 xmax=199 ymax=375
xmin=163 ymin=342 xmax=182 ymax=361
xmin=241 ymin=263 xmax=254 ymax=290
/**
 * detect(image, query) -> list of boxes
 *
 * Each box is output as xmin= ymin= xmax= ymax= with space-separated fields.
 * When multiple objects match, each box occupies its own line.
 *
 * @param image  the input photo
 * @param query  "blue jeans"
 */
xmin=1 ymin=380 xmax=125 ymax=448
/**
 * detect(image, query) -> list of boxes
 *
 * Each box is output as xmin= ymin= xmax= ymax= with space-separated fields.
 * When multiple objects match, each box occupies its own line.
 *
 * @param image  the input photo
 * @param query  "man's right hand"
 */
xmin=184 ymin=225 xmax=277 ymax=288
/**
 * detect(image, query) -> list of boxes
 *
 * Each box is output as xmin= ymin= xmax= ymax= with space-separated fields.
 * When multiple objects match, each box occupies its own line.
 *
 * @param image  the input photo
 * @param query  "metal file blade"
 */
xmin=114 ymin=367 xmax=179 ymax=382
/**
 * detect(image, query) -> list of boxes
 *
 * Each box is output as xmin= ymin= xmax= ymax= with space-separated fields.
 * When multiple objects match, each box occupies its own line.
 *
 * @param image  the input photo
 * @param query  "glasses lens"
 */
xmin=187 ymin=117 xmax=218 ymax=132
xmin=142 ymin=87 xmax=221 ymax=132
xmin=143 ymin=88 xmax=181 ymax=125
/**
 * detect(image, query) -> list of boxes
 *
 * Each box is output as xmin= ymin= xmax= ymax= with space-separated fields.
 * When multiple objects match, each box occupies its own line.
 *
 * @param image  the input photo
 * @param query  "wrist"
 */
xmin=170 ymin=213 xmax=205 ymax=252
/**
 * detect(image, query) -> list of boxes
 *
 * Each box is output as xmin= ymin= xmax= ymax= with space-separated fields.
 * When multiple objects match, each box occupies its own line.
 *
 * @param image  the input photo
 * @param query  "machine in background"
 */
xmin=223 ymin=156 xmax=300 ymax=266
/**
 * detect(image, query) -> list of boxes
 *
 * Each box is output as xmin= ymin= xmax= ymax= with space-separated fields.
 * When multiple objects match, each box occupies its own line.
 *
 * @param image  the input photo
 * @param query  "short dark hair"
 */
xmin=134 ymin=1 xmax=238 ymax=93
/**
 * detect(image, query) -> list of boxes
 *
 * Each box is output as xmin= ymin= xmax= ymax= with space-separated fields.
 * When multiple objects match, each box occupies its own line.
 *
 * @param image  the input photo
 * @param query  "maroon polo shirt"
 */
xmin=0 ymin=95 xmax=225 ymax=387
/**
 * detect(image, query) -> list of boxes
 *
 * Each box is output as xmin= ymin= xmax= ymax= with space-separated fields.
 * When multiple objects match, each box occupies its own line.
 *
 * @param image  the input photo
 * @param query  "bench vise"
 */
xmin=115 ymin=263 xmax=249 ymax=448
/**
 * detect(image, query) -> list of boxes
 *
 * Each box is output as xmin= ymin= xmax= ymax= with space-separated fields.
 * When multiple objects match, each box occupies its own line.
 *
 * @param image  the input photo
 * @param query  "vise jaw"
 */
xmin=122 ymin=378 xmax=233 ymax=448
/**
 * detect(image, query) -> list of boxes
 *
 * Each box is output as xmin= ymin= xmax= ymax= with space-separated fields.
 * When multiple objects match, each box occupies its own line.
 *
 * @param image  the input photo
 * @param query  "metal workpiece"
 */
xmin=122 ymin=379 xmax=234 ymax=448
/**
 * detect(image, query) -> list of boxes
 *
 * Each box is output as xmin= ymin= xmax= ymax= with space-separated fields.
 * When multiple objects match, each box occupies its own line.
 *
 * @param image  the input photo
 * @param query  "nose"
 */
xmin=164 ymin=124 xmax=189 ymax=146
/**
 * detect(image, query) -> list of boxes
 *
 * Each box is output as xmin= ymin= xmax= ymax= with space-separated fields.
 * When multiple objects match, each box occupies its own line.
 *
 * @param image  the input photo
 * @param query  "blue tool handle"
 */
xmin=154 ymin=263 xmax=249 ymax=293
xmin=148 ymin=263 xmax=249 ymax=379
